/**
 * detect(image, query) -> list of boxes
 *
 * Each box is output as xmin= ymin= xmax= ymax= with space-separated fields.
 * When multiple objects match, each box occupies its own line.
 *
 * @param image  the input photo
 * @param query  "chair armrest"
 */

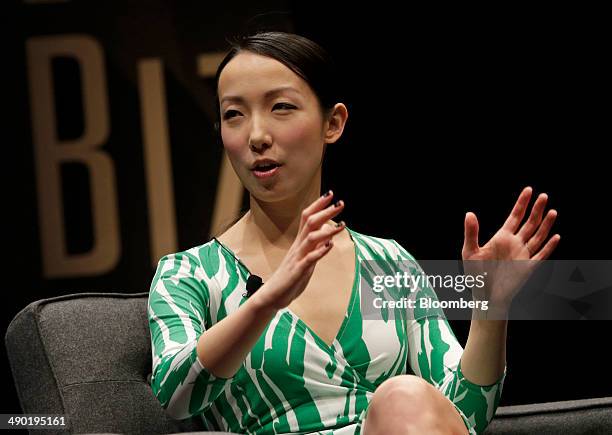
xmin=484 ymin=396 xmax=612 ymax=434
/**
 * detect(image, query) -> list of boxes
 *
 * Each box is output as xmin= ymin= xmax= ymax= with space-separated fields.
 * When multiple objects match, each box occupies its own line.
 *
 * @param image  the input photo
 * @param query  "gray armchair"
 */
xmin=5 ymin=292 xmax=611 ymax=434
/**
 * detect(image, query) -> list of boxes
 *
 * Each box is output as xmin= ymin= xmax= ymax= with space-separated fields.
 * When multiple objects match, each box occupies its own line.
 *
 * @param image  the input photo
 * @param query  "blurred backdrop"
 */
xmin=5 ymin=0 xmax=610 ymax=418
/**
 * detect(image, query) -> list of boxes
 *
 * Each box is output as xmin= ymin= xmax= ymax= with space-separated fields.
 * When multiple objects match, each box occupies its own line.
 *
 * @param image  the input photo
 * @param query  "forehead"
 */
xmin=218 ymin=52 xmax=311 ymax=103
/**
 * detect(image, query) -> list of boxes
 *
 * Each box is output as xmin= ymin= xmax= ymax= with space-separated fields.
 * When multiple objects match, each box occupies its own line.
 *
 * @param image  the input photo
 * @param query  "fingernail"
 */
xmin=334 ymin=200 xmax=343 ymax=207
xmin=325 ymin=240 xmax=331 ymax=247
xmin=335 ymin=220 xmax=345 ymax=228
xmin=323 ymin=190 xmax=332 ymax=198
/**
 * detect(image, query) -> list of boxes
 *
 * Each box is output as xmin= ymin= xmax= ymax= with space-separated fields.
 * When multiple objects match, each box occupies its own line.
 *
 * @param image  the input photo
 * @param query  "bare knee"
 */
xmin=363 ymin=375 xmax=468 ymax=435
xmin=363 ymin=375 xmax=442 ymax=434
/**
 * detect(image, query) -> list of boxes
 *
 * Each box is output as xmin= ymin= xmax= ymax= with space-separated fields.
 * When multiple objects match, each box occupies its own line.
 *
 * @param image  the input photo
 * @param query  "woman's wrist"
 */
xmin=248 ymin=285 xmax=280 ymax=318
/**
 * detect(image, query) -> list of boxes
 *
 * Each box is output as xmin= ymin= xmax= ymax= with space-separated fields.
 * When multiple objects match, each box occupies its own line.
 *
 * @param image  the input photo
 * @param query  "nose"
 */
xmin=248 ymin=115 xmax=273 ymax=152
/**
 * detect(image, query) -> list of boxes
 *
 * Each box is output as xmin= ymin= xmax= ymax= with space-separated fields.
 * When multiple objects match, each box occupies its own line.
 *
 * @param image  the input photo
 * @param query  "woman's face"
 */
xmin=217 ymin=51 xmax=329 ymax=201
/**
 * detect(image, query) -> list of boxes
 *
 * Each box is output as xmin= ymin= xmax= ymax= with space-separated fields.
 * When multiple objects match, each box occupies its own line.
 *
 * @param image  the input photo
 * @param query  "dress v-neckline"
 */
xmin=212 ymin=227 xmax=360 ymax=352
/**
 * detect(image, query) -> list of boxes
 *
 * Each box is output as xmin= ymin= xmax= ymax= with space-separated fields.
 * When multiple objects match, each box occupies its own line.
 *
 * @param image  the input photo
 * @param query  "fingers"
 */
xmin=299 ymin=196 xmax=345 ymax=243
xmin=303 ymin=236 xmax=335 ymax=265
xmin=299 ymin=190 xmax=336 ymax=232
xmin=296 ymin=191 xmax=346 ymax=268
xmin=301 ymin=220 xmax=346 ymax=254
xmin=531 ymin=234 xmax=561 ymax=261
xmin=462 ymin=212 xmax=480 ymax=258
xmin=308 ymin=200 xmax=345 ymax=231
xmin=525 ymin=208 xmax=558 ymax=255
xmin=294 ymin=225 xmax=339 ymax=278
xmin=501 ymin=186 xmax=533 ymax=233
xmin=517 ymin=193 xmax=549 ymax=242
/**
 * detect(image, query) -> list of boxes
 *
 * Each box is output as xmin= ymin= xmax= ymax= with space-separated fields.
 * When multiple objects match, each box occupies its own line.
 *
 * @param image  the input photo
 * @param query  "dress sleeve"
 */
xmin=148 ymin=250 xmax=233 ymax=419
xmin=389 ymin=239 xmax=507 ymax=435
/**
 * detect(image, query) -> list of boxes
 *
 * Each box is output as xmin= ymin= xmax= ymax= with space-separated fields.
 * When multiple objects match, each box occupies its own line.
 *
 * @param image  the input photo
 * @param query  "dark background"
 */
xmin=5 ymin=0 xmax=610 ymax=420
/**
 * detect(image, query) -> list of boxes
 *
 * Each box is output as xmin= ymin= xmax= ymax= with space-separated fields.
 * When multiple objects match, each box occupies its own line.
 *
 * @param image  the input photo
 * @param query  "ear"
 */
xmin=323 ymin=103 xmax=349 ymax=144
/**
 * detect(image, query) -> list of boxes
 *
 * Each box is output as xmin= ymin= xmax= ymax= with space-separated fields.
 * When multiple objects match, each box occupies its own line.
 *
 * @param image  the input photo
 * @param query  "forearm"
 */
xmin=197 ymin=286 xmax=278 ymax=378
xmin=460 ymin=314 xmax=508 ymax=386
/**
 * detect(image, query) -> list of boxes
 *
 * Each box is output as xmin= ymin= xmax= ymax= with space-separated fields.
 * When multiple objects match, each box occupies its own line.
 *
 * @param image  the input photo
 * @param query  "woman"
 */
xmin=148 ymin=31 xmax=560 ymax=435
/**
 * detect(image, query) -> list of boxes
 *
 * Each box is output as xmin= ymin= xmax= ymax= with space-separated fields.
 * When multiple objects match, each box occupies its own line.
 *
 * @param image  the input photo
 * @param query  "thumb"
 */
xmin=463 ymin=212 xmax=480 ymax=257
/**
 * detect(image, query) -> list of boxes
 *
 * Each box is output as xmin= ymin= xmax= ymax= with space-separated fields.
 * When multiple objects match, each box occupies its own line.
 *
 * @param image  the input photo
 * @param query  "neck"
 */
xmin=242 ymin=168 xmax=323 ymax=251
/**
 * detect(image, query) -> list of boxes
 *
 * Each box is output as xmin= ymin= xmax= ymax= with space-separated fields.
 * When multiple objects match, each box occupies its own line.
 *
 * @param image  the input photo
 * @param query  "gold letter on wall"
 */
xmin=138 ymin=59 xmax=178 ymax=267
xmin=26 ymin=34 xmax=120 ymax=278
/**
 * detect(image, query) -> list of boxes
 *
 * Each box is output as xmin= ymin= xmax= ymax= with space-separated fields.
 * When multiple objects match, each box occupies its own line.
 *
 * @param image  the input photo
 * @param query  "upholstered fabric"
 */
xmin=5 ymin=292 xmax=229 ymax=435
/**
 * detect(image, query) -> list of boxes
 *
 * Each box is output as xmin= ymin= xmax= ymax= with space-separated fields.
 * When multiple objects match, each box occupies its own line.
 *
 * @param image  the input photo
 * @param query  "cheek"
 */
xmin=221 ymin=130 xmax=244 ymax=158
xmin=283 ymin=125 xmax=309 ymax=143
xmin=279 ymin=116 xmax=322 ymax=148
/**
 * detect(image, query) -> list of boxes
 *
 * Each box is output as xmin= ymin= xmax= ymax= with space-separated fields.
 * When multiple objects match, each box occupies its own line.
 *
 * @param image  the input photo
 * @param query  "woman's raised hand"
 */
xmin=462 ymin=186 xmax=560 ymax=313
xmin=257 ymin=190 xmax=346 ymax=311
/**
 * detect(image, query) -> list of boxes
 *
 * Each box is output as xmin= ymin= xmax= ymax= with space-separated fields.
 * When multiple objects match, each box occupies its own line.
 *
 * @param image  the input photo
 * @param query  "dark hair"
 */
xmin=213 ymin=31 xmax=342 ymax=135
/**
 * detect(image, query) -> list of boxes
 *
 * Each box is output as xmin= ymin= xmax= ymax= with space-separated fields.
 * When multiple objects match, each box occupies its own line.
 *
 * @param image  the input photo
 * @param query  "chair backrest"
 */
xmin=5 ymin=291 xmax=206 ymax=434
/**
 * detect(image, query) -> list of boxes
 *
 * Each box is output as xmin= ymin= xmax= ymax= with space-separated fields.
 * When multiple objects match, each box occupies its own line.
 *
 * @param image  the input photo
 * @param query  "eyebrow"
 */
xmin=220 ymin=86 xmax=301 ymax=105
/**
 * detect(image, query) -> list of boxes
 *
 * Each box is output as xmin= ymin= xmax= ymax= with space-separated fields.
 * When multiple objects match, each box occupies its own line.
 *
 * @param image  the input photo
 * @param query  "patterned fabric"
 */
xmin=148 ymin=226 xmax=506 ymax=434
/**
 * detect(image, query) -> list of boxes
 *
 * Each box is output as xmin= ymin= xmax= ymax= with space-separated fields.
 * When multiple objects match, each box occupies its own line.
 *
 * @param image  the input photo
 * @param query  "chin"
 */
xmin=251 ymin=182 xmax=300 ymax=203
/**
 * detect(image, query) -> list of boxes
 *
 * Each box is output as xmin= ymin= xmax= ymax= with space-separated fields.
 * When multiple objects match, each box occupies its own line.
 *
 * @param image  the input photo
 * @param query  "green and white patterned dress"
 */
xmin=148 ymin=226 xmax=507 ymax=434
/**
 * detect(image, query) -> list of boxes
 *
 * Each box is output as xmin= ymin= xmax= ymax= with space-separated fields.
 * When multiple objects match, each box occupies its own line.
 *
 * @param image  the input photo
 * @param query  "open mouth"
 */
xmin=254 ymin=163 xmax=279 ymax=172
xmin=252 ymin=163 xmax=282 ymax=178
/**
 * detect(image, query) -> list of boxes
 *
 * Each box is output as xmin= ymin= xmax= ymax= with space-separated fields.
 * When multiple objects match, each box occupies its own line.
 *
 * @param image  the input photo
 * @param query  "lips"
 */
xmin=251 ymin=159 xmax=282 ymax=171
xmin=253 ymin=162 xmax=279 ymax=171
xmin=252 ymin=164 xmax=282 ymax=179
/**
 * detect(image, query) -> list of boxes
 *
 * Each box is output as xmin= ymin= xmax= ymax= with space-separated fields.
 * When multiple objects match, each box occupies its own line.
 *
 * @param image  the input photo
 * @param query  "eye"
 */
xmin=273 ymin=103 xmax=296 ymax=111
xmin=223 ymin=110 xmax=240 ymax=120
